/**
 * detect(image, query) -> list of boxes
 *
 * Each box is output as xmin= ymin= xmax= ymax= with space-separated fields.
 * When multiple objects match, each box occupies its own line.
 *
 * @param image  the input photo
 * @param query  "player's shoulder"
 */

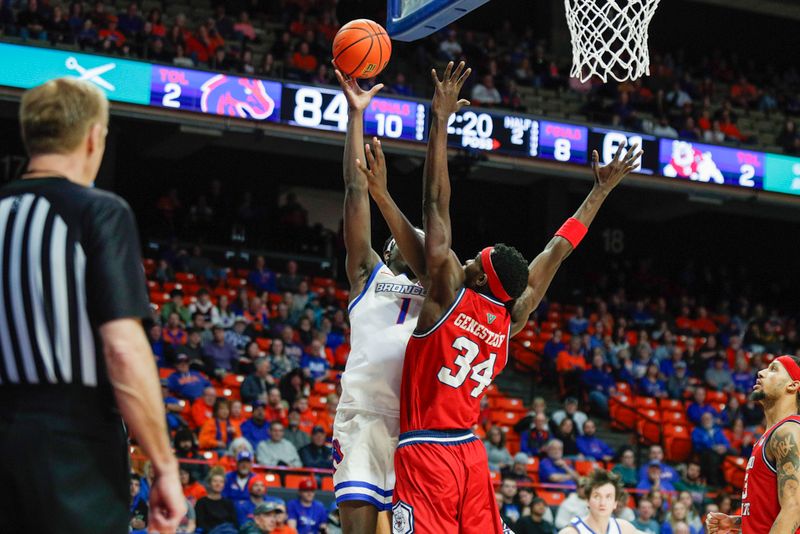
xmin=766 ymin=418 xmax=800 ymax=459
xmin=614 ymin=518 xmax=641 ymax=534
xmin=82 ymin=187 xmax=133 ymax=215
xmin=558 ymin=526 xmax=579 ymax=534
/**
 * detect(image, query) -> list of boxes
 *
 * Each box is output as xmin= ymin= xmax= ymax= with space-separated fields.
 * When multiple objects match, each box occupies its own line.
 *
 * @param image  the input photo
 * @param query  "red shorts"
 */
xmin=392 ymin=430 xmax=504 ymax=534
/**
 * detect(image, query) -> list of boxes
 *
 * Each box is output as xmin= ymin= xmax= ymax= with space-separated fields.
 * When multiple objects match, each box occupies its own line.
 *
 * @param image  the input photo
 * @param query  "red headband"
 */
xmin=480 ymin=247 xmax=512 ymax=303
xmin=777 ymin=355 xmax=800 ymax=382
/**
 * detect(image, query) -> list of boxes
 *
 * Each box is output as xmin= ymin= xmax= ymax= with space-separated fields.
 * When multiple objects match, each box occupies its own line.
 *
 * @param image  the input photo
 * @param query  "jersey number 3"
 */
xmin=437 ymin=336 xmax=496 ymax=398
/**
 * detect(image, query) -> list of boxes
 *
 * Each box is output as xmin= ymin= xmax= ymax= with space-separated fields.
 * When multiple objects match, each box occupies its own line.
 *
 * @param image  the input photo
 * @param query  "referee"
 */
xmin=0 ymin=78 xmax=184 ymax=532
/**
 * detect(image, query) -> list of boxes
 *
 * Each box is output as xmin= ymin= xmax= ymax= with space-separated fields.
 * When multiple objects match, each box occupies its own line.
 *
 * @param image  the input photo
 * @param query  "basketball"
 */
xmin=332 ymin=19 xmax=392 ymax=79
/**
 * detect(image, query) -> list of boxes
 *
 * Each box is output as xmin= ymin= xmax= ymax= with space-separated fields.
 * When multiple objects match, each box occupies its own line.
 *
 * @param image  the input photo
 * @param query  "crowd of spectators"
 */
xmin=1 ymin=0 xmax=798 ymax=153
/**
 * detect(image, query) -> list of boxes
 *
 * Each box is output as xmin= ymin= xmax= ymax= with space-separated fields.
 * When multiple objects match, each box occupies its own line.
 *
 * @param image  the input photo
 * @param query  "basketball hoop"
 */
xmin=565 ymin=0 xmax=660 ymax=83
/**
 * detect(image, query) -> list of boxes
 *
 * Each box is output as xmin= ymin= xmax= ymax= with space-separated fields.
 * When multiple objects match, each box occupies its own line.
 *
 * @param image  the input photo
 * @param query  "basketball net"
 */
xmin=565 ymin=0 xmax=660 ymax=83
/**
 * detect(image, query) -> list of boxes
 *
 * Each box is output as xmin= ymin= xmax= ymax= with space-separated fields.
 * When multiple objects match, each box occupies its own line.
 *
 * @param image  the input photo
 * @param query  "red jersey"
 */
xmin=400 ymin=288 xmax=510 ymax=433
xmin=741 ymin=414 xmax=800 ymax=534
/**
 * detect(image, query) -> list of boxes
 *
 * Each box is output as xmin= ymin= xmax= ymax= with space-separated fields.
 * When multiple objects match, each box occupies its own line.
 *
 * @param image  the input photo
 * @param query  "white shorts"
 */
xmin=332 ymin=408 xmax=399 ymax=512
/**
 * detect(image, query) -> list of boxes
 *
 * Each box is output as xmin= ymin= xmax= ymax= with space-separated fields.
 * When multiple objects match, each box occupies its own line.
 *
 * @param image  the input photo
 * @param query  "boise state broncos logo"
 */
xmin=200 ymin=74 xmax=276 ymax=120
xmin=331 ymin=438 xmax=344 ymax=467
xmin=392 ymin=501 xmax=414 ymax=534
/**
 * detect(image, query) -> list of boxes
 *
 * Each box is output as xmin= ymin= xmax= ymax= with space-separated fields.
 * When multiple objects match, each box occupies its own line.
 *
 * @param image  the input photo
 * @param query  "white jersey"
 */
xmin=339 ymin=262 xmax=425 ymax=417
xmin=569 ymin=517 xmax=622 ymax=534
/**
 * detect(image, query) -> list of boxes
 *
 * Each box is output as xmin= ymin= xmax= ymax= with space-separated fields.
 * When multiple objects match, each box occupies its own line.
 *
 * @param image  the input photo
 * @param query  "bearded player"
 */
xmin=332 ymin=68 xmax=430 ymax=534
xmin=559 ymin=470 xmax=646 ymax=534
xmin=390 ymin=61 xmax=641 ymax=533
xmin=707 ymin=355 xmax=800 ymax=534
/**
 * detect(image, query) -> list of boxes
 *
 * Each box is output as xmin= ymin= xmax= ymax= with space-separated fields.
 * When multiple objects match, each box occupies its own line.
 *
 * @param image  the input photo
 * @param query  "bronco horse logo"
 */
xmin=200 ymin=74 xmax=276 ymax=120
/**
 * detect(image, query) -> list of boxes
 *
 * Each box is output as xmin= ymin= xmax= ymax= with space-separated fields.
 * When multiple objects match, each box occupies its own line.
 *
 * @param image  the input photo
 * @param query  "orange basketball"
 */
xmin=332 ymin=19 xmax=392 ymax=79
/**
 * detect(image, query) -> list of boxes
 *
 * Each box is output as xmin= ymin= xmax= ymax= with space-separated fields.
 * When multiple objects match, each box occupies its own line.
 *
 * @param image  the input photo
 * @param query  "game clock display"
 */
xmin=446 ymin=108 xmax=539 ymax=157
xmin=281 ymin=83 xmax=426 ymax=142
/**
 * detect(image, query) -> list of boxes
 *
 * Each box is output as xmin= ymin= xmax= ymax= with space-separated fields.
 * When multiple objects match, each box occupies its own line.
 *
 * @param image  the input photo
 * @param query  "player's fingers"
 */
xmin=374 ymin=138 xmax=386 ymax=166
xmin=431 ymin=68 xmax=441 ymax=85
xmin=443 ymin=61 xmax=454 ymax=81
xmin=623 ymin=142 xmax=640 ymax=162
xmin=613 ymin=139 xmax=627 ymax=161
xmin=452 ymin=61 xmax=465 ymax=81
xmin=355 ymin=158 xmax=370 ymax=176
xmin=457 ymin=99 xmax=470 ymax=108
xmin=365 ymin=145 xmax=377 ymax=170
xmin=457 ymin=67 xmax=472 ymax=87
xmin=334 ymin=68 xmax=345 ymax=85
xmin=368 ymin=83 xmax=385 ymax=97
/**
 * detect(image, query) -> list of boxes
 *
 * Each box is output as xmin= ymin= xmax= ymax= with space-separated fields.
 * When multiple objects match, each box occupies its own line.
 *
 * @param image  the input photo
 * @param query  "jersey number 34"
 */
xmin=437 ymin=336 xmax=496 ymax=398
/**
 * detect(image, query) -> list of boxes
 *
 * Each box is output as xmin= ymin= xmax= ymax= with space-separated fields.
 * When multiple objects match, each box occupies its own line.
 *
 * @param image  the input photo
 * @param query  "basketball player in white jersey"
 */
xmin=560 ymin=470 xmax=646 ymax=534
xmin=332 ymin=69 xmax=428 ymax=534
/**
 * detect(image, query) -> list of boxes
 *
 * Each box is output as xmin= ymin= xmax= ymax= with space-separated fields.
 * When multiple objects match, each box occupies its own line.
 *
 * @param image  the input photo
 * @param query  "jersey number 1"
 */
xmin=437 ymin=336 xmax=496 ymax=398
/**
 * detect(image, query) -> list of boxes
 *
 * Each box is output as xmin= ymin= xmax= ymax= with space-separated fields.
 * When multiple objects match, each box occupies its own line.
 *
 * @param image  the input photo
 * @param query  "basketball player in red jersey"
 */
xmin=707 ymin=355 xmax=800 ymax=534
xmin=390 ymin=61 xmax=641 ymax=534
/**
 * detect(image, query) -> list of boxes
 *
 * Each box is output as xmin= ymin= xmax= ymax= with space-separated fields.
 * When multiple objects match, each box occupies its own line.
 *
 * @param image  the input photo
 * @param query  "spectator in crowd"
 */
xmin=268 ymin=338 xmax=295 ymax=380
xmin=439 ymin=29 xmax=462 ymax=60
xmin=554 ymin=483 xmax=588 ymax=530
xmin=638 ymin=362 xmax=668 ymax=398
xmin=180 ymin=466 xmax=207 ymax=507
xmin=551 ymin=397 xmax=588 ymax=436
xmin=162 ymin=288 xmax=191 ymax=324
xmin=239 ymin=500 xmax=281 ymax=534
xmin=298 ymin=426 xmax=333 ymax=469
xmin=242 ymin=357 xmax=275 ymax=405
xmin=652 ymin=116 xmax=678 ymax=138
xmin=196 ymin=469 xmax=238 ymax=532
xmin=731 ymin=357 xmax=756 ymax=393
xmin=227 ymin=317 xmax=253 ymax=354
xmin=190 ymin=288 xmax=220 ymax=325
xmin=264 ymin=387 xmax=288 ymax=425
xmin=313 ymin=393 xmax=339 ymax=437
xmin=47 ymin=5 xmax=70 ymax=44
xmin=611 ymin=447 xmax=639 ymax=488
xmin=285 ymin=409 xmax=312 ymax=451
xmin=576 ymin=420 xmax=614 ymax=462
xmin=569 ymin=306 xmax=589 ymax=335
xmin=501 ymin=452 xmax=534 ymax=483
xmin=162 ymin=377 xmax=187 ymax=430
xmin=300 ymin=339 xmax=329 ymax=381
xmin=539 ymin=439 xmax=580 ymax=490
xmin=703 ymin=120 xmax=726 ymax=143
xmin=223 ymin=450 xmax=256 ymax=503
xmin=581 ymin=351 xmax=616 ymax=416
xmin=180 ymin=328 xmax=206 ymax=369
xmin=498 ymin=478 xmax=522 ymax=527
xmin=631 ymin=498 xmax=660 ymax=534
xmin=163 ymin=312 xmax=188 ymax=347
xmin=256 ymin=421 xmax=301 ymax=467
xmin=199 ymin=398 xmax=243 ymax=453
xmin=543 ymin=329 xmax=566 ymax=374
xmin=233 ymin=11 xmax=255 ymax=42
xmin=388 ymin=72 xmax=413 ymax=96
xmin=674 ymin=462 xmax=709 ymax=509
xmin=637 ymin=445 xmax=679 ymax=485
xmin=691 ymin=412 xmax=730 ymax=486
xmin=249 ymin=256 xmax=278 ymax=293
xmin=557 ymin=339 xmax=588 ymax=398
xmin=484 ymin=425 xmax=514 ymax=472
xmin=661 ymin=501 xmax=699 ymax=534
xmin=666 ymin=361 xmax=691 ymax=399
xmin=705 ymin=356 xmax=734 ymax=392
xmin=205 ymin=324 xmax=239 ymax=376
xmin=191 ymin=386 xmax=217 ymax=429
xmin=676 ymin=490 xmax=704 ymax=532
xmin=687 ymin=387 xmax=719 ymax=425
xmin=168 ymin=353 xmax=211 ymax=400
xmin=514 ymin=497 xmax=557 ymax=534
xmin=289 ymin=41 xmax=317 ymax=79
xmin=777 ymin=120 xmax=798 ymax=154
xmin=471 ymin=74 xmax=502 ymax=105
xmin=637 ymin=460 xmax=675 ymax=492
xmin=241 ymin=400 xmax=270 ymax=450
xmin=730 ymin=76 xmax=758 ymax=109
xmin=17 ymin=0 xmax=48 ymax=41
xmin=553 ymin=417 xmax=579 ymax=457
xmin=277 ymin=261 xmax=304 ymax=293
xmin=727 ymin=417 xmax=755 ymax=456
xmin=519 ymin=412 xmax=551 ymax=457
xmin=287 ymin=479 xmax=327 ymax=534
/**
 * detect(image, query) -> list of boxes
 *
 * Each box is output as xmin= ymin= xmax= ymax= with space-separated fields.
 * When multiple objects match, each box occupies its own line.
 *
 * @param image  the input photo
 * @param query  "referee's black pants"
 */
xmin=0 ymin=386 xmax=129 ymax=534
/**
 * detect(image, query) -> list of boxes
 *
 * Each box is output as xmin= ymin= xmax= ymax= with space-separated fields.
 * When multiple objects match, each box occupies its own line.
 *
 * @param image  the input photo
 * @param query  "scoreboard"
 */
xmin=1 ymin=41 xmax=798 ymax=198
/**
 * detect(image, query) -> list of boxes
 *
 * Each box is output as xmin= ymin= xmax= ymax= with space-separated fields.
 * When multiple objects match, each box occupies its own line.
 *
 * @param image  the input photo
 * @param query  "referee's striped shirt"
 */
xmin=0 ymin=177 xmax=150 ymax=390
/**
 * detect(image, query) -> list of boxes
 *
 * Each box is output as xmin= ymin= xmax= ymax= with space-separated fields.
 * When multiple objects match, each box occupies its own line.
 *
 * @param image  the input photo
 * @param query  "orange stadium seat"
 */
xmin=321 ymin=477 xmax=335 ymax=492
xmin=575 ymin=460 xmax=601 ymax=476
xmin=236 ymin=269 xmax=251 ymax=278
xmin=491 ymin=411 xmax=524 ymax=426
xmin=609 ymin=394 xmax=637 ymax=431
xmin=227 ymin=277 xmax=247 ymax=288
xmin=492 ymin=397 xmax=525 ymax=412
xmin=539 ymin=490 xmax=566 ymax=507
xmin=723 ymin=456 xmax=747 ymax=489
xmin=663 ymin=425 xmax=692 ymax=462
xmin=636 ymin=409 xmax=662 ymax=445
xmin=635 ymin=397 xmax=658 ymax=410
xmin=175 ymin=272 xmax=196 ymax=283
xmin=659 ymin=399 xmax=684 ymax=412
xmin=256 ymin=338 xmax=272 ymax=352
xmin=312 ymin=277 xmax=336 ymax=287
xmin=313 ymin=382 xmax=337 ymax=395
xmin=662 ymin=410 xmax=688 ymax=425
xmin=615 ymin=382 xmax=632 ymax=396
xmin=706 ymin=390 xmax=727 ymax=404
xmin=309 ymin=395 xmax=328 ymax=410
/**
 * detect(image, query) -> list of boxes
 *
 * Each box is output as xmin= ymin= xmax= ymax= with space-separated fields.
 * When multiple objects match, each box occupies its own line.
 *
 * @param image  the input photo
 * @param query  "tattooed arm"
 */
xmin=768 ymin=423 xmax=800 ymax=533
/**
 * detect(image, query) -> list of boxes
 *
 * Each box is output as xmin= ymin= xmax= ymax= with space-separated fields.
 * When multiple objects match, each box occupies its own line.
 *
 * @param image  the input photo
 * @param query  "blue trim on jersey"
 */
xmin=335 ymin=493 xmax=392 ymax=511
xmin=475 ymin=291 xmax=506 ymax=307
xmin=334 ymin=480 xmax=393 ymax=497
xmin=397 ymin=429 xmax=477 ymax=449
xmin=411 ymin=287 xmax=466 ymax=338
xmin=348 ymin=261 xmax=384 ymax=313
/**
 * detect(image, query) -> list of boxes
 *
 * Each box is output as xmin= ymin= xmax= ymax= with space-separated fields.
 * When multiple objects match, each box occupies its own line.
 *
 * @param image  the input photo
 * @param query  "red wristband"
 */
xmin=555 ymin=218 xmax=588 ymax=248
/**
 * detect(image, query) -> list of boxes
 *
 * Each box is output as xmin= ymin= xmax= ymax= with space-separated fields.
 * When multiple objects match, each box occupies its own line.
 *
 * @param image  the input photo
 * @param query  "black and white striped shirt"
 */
xmin=0 ymin=177 xmax=150 ymax=389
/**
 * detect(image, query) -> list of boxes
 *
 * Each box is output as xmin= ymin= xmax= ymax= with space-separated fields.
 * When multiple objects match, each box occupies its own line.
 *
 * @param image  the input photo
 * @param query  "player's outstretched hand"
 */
xmin=591 ymin=141 xmax=642 ymax=193
xmin=148 ymin=468 xmax=186 ymax=533
xmin=334 ymin=66 xmax=384 ymax=112
xmin=356 ymin=137 xmax=388 ymax=201
xmin=705 ymin=512 xmax=739 ymax=534
xmin=431 ymin=61 xmax=471 ymax=118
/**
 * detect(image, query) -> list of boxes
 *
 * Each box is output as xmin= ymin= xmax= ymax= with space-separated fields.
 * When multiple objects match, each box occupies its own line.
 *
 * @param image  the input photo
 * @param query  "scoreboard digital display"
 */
xmin=536 ymin=121 xmax=588 ymax=164
xmin=588 ymin=127 xmax=660 ymax=175
xmin=280 ymin=83 xmax=426 ymax=142
xmin=446 ymin=108 xmax=538 ymax=156
xmin=658 ymin=139 xmax=765 ymax=190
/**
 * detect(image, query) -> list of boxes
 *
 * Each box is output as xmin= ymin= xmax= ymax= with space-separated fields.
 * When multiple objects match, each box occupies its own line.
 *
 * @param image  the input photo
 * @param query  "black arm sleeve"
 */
xmin=83 ymin=194 xmax=151 ymax=326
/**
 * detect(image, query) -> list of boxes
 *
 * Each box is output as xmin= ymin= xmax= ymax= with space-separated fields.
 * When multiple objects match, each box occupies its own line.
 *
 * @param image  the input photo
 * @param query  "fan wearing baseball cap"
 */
xmin=221 ymin=450 xmax=255 ymax=502
xmin=287 ymin=478 xmax=327 ymax=534
xmin=239 ymin=501 xmax=281 ymax=534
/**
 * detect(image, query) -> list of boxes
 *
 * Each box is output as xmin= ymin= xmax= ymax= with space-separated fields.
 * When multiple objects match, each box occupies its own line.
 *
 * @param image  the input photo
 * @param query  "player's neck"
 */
xmin=25 ymin=153 xmax=91 ymax=186
xmin=586 ymin=514 xmax=610 ymax=533
xmin=763 ymin=396 xmax=798 ymax=428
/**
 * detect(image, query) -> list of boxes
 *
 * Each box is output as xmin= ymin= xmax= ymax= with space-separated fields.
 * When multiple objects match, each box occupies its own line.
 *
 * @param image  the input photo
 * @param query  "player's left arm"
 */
xmin=768 ymin=423 xmax=800 ymax=533
xmin=509 ymin=143 xmax=642 ymax=336
xmin=358 ymin=136 xmax=428 ymax=282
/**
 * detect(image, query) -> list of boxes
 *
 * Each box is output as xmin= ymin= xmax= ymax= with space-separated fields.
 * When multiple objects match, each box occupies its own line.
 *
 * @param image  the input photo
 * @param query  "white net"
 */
xmin=565 ymin=0 xmax=660 ymax=83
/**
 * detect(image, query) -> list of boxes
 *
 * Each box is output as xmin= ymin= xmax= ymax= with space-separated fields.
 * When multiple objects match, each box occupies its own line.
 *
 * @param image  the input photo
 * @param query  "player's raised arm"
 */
xmin=509 ymin=143 xmax=641 ymax=336
xmin=357 ymin=137 xmax=427 ymax=281
xmin=768 ymin=423 xmax=800 ymax=532
xmin=705 ymin=512 xmax=741 ymax=534
xmin=420 ymin=61 xmax=471 ymax=314
xmin=337 ymin=68 xmax=384 ymax=294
